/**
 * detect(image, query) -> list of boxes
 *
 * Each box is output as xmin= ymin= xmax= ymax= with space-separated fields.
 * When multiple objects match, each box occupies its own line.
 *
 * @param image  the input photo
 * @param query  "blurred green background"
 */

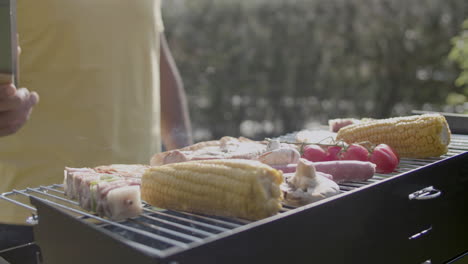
xmin=162 ymin=0 xmax=468 ymax=142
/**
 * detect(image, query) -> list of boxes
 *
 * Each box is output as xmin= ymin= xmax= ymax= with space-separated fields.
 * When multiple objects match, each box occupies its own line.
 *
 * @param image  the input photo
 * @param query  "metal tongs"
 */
xmin=0 ymin=0 xmax=18 ymax=85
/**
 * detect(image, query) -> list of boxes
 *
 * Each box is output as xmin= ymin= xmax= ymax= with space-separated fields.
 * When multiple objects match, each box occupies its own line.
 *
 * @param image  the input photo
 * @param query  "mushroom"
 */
xmin=266 ymin=139 xmax=282 ymax=151
xmin=281 ymin=158 xmax=340 ymax=206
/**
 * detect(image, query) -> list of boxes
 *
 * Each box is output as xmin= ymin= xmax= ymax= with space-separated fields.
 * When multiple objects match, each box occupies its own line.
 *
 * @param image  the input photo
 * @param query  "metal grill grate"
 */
xmin=1 ymin=134 xmax=468 ymax=259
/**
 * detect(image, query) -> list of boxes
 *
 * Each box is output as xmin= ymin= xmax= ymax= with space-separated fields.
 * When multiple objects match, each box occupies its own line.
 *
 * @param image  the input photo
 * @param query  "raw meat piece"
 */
xmin=64 ymin=164 xmax=147 ymax=220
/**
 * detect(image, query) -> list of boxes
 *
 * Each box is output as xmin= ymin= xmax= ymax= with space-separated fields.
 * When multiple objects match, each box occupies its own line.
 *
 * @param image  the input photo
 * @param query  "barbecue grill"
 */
xmin=1 ymin=117 xmax=467 ymax=264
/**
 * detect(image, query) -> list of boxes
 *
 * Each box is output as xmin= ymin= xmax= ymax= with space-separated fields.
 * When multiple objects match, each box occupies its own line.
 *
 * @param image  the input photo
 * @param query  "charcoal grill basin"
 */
xmin=2 ymin=130 xmax=467 ymax=264
xmin=31 ymin=151 xmax=468 ymax=264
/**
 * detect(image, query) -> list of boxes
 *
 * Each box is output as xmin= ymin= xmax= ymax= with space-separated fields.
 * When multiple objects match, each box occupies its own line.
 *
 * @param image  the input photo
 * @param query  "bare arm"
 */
xmin=160 ymin=34 xmax=193 ymax=150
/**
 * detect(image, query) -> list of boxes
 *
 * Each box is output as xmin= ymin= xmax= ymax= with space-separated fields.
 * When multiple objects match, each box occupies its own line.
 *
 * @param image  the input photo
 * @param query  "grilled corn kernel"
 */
xmin=141 ymin=159 xmax=284 ymax=220
xmin=336 ymin=114 xmax=451 ymax=158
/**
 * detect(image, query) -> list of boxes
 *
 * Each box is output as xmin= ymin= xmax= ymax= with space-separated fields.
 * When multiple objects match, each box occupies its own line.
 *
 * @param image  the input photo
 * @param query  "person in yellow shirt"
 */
xmin=0 ymin=0 xmax=192 ymax=228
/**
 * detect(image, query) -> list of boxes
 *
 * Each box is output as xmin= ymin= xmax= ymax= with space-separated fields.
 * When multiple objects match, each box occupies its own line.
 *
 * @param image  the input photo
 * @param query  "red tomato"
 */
xmin=341 ymin=144 xmax=369 ymax=161
xmin=324 ymin=146 xmax=343 ymax=161
xmin=387 ymin=145 xmax=400 ymax=161
xmin=302 ymin=145 xmax=327 ymax=162
xmin=369 ymin=144 xmax=399 ymax=173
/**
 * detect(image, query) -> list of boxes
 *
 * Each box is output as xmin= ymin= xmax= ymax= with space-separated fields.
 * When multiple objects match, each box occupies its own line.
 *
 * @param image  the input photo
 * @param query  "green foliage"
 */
xmin=448 ymin=19 xmax=468 ymax=113
xmin=449 ymin=19 xmax=468 ymax=89
xmin=163 ymin=0 xmax=468 ymax=141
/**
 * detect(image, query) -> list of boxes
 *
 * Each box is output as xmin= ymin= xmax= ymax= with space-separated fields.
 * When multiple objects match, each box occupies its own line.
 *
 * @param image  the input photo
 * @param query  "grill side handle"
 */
xmin=408 ymin=186 xmax=442 ymax=201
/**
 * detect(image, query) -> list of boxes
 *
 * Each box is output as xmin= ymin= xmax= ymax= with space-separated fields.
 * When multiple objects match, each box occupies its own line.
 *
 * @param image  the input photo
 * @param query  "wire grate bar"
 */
xmin=25 ymin=187 xmax=79 ymax=206
xmin=39 ymin=185 xmax=67 ymax=195
xmin=176 ymin=211 xmax=247 ymax=227
xmin=127 ymin=218 xmax=204 ymax=243
xmin=139 ymin=213 xmax=217 ymax=237
xmin=0 ymin=192 xmax=37 ymax=211
xmin=13 ymin=190 xmax=189 ymax=252
xmin=144 ymin=209 xmax=231 ymax=233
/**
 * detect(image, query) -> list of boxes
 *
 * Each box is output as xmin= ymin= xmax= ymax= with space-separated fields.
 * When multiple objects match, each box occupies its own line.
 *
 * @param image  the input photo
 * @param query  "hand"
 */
xmin=0 ymin=80 xmax=39 ymax=137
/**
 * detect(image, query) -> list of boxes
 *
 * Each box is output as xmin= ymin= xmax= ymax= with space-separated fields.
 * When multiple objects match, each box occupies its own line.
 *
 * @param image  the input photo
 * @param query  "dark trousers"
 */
xmin=0 ymin=224 xmax=34 ymax=250
xmin=0 ymin=224 xmax=39 ymax=264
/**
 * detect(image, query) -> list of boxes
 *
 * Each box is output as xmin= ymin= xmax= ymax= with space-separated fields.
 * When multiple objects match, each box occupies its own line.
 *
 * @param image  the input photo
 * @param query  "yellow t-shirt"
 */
xmin=0 ymin=0 xmax=164 ymax=224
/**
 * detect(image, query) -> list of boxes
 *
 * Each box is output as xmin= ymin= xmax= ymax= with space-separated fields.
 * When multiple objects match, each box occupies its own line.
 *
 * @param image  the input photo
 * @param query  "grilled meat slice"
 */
xmin=150 ymin=136 xmax=268 ymax=166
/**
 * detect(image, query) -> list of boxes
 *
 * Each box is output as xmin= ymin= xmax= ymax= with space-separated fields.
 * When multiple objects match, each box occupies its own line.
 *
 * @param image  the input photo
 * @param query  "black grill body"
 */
xmin=31 ymin=149 xmax=468 ymax=264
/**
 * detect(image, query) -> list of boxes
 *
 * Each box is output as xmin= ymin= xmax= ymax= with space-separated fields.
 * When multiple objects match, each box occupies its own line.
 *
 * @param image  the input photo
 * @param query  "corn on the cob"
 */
xmin=141 ymin=159 xmax=284 ymax=220
xmin=336 ymin=114 xmax=451 ymax=158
